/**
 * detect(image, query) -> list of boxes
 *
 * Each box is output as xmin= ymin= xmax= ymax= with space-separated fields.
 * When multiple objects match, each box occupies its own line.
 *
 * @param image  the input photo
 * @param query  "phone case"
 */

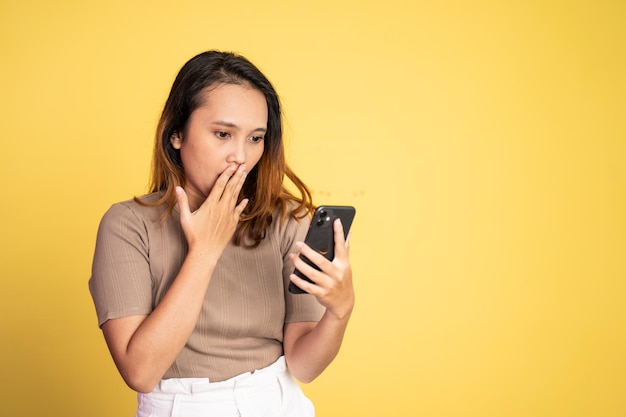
xmin=289 ymin=205 xmax=356 ymax=294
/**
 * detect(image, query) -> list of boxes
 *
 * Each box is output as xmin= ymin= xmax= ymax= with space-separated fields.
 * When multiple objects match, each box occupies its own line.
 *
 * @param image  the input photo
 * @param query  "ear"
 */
xmin=170 ymin=132 xmax=182 ymax=149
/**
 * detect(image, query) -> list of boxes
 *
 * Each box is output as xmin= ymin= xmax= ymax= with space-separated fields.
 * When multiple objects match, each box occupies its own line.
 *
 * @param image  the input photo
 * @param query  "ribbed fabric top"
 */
xmin=88 ymin=193 xmax=324 ymax=382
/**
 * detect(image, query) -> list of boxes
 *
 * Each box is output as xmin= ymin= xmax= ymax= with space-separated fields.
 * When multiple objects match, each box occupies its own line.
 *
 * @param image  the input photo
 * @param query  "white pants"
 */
xmin=135 ymin=357 xmax=315 ymax=417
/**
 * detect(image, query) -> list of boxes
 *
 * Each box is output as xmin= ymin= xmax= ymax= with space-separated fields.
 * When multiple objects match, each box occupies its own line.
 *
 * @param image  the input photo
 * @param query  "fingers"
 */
xmin=289 ymin=252 xmax=329 ymax=293
xmin=293 ymin=241 xmax=331 ymax=272
xmin=175 ymin=186 xmax=191 ymax=223
xmin=209 ymin=164 xmax=238 ymax=202
xmin=230 ymin=165 xmax=248 ymax=205
xmin=333 ymin=218 xmax=350 ymax=258
xmin=289 ymin=271 xmax=318 ymax=294
xmin=289 ymin=243 xmax=333 ymax=288
xmin=290 ymin=232 xmax=354 ymax=318
xmin=207 ymin=164 xmax=247 ymax=205
xmin=234 ymin=198 xmax=249 ymax=218
xmin=291 ymin=218 xmax=350 ymax=279
xmin=289 ymin=243 xmax=353 ymax=310
xmin=289 ymin=219 xmax=353 ymax=292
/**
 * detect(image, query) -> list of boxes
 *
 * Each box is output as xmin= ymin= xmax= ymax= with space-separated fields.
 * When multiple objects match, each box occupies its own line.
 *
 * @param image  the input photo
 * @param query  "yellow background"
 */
xmin=1 ymin=0 xmax=625 ymax=416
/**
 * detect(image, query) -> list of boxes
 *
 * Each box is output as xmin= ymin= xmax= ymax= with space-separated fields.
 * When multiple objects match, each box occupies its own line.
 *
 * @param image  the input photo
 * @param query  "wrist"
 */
xmin=325 ymin=301 xmax=354 ymax=322
xmin=185 ymin=245 xmax=219 ymax=269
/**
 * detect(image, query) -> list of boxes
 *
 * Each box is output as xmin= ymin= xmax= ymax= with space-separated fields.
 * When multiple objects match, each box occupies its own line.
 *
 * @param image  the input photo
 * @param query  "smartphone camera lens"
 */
xmin=317 ymin=209 xmax=328 ymax=226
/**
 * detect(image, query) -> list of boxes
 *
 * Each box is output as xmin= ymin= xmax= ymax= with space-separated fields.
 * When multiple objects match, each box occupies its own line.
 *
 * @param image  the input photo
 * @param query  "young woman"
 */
xmin=89 ymin=50 xmax=354 ymax=416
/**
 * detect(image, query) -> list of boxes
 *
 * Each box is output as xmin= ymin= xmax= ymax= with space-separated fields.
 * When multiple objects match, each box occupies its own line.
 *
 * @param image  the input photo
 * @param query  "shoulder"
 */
xmin=269 ymin=201 xmax=311 ymax=253
xmin=275 ymin=199 xmax=310 ymax=229
xmin=104 ymin=192 xmax=166 ymax=219
xmin=98 ymin=192 xmax=168 ymax=234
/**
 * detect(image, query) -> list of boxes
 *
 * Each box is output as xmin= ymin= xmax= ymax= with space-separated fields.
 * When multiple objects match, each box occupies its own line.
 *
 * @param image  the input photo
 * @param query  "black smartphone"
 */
xmin=289 ymin=205 xmax=356 ymax=294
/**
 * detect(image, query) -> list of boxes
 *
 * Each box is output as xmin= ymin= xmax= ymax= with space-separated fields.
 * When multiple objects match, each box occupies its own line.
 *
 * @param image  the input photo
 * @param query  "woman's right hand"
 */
xmin=175 ymin=163 xmax=249 ymax=256
xmin=101 ymin=163 xmax=250 ymax=394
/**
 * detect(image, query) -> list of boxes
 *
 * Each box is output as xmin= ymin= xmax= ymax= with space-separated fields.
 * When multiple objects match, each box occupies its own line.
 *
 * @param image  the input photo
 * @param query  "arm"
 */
xmin=284 ymin=218 xmax=354 ymax=383
xmin=101 ymin=164 xmax=248 ymax=393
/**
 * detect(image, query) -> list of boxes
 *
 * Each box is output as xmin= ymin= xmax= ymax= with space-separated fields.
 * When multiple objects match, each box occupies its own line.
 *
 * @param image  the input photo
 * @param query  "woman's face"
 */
xmin=172 ymin=83 xmax=267 ymax=208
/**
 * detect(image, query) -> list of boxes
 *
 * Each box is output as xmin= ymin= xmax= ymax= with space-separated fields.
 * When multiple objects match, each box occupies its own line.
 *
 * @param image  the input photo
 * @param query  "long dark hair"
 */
xmin=137 ymin=50 xmax=313 ymax=247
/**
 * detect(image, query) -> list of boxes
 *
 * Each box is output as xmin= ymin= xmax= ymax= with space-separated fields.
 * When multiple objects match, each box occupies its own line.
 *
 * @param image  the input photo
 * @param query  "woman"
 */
xmin=89 ymin=50 xmax=354 ymax=416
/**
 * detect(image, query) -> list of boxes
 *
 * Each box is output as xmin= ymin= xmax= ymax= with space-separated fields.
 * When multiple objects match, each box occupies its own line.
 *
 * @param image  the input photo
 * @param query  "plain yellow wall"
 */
xmin=1 ymin=1 xmax=625 ymax=416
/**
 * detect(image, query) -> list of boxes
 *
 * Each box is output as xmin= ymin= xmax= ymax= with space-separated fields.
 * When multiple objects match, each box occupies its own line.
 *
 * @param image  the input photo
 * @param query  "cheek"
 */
xmin=247 ymin=144 xmax=265 ymax=167
xmin=179 ymin=143 xmax=206 ymax=174
xmin=178 ymin=146 xmax=193 ymax=169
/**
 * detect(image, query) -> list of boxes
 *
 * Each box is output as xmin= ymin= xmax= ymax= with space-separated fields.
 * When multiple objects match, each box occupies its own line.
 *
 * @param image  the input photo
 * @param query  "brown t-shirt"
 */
xmin=88 ymin=193 xmax=324 ymax=382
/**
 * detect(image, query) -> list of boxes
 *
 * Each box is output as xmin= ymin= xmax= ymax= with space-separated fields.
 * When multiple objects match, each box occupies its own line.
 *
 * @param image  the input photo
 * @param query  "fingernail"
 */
xmin=175 ymin=186 xmax=183 ymax=195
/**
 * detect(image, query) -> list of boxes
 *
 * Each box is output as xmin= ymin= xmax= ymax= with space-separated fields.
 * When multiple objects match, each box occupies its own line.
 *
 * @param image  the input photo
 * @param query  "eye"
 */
xmin=250 ymin=135 xmax=265 ymax=143
xmin=215 ymin=131 xmax=230 ymax=139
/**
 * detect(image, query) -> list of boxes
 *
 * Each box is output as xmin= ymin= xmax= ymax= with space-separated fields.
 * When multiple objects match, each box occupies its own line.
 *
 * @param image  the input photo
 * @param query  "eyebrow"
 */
xmin=212 ymin=120 xmax=267 ymax=133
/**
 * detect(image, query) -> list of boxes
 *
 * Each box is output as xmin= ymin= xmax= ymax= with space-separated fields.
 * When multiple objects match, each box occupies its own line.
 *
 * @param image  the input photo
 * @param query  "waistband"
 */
xmin=154 ymin=356 xmax=288 ymax=395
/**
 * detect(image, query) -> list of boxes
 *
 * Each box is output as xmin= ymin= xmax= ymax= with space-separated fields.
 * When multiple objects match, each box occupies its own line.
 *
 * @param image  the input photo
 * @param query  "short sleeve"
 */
xmin=281 ymin=215 xmax=326 ymax=323
xmin=88 ymin=203 xmax=154 ymax=327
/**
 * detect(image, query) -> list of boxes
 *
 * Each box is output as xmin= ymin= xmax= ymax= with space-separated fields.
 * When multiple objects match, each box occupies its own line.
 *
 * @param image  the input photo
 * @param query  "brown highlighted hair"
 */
xmin=137 ymin=50 xmax=313 ymax=247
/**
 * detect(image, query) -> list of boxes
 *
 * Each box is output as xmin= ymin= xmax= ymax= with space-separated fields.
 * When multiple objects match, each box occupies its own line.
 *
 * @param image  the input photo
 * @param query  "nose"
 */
xmin=226 ymin=137 xmax=246 ymax=165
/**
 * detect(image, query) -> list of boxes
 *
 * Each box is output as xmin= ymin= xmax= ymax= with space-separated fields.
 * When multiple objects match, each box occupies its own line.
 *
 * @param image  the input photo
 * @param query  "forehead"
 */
xmin=199 ymin=82 xmax=261 ymax=103
xmin=194 ymin=83 xmax=267 ymax=119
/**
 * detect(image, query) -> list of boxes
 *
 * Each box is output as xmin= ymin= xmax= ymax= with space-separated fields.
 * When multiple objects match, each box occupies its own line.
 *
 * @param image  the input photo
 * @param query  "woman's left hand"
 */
xmin=289 ymin=218 xmax=354 ymax=320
